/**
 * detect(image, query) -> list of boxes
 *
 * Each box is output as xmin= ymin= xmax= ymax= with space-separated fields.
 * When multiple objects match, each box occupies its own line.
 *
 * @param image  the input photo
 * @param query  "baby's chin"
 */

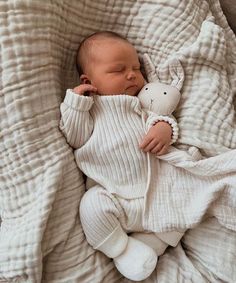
xmin=124 ymin=86 xmax=140 ymax=96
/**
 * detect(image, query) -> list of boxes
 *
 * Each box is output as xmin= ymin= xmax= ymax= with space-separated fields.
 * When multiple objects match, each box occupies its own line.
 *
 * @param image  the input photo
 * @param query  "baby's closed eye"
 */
xmin=106 ymin=65 xmax=125 ymax=73
xmin=106 ymin=64 xmax=140 ymax=73
xmin=113 ymin=68 xmax=124 ymax=72
xmin=133 ymin=65 xmax=141 ymax=70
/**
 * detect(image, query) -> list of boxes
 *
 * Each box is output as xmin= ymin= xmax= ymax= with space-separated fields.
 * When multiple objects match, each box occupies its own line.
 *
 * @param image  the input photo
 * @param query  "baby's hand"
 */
xmin=139 ymin=121 xmax=172 ymax=155
xmin=73 ymin=84 xmax=97 ymax=96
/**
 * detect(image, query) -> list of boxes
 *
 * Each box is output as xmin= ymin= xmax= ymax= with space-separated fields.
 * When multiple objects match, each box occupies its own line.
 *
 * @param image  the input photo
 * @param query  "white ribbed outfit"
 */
xmin=60 ymin=89 xmax=183 ymax=256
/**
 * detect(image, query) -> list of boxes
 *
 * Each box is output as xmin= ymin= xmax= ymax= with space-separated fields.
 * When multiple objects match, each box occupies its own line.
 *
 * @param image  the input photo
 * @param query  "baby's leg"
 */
xmin=131 ymin=230 xmax=185 ymax=255
xmin=80 ymin=185 xmax=128 ymax=258
xmin=80 ymin=186 xmax=157 ymax=281
xmin=157 ymin=230 xmax=185 ymax=247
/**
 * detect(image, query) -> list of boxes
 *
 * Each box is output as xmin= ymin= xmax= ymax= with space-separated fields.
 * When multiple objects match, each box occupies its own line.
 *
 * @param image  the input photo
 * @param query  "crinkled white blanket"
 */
xmin=0 ymin=0 xmax=236 ymax=282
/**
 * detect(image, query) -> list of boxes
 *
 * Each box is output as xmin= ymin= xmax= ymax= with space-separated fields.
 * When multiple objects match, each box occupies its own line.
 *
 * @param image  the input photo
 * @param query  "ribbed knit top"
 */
xmin=60 ymin=90 xmax=177 ymax=199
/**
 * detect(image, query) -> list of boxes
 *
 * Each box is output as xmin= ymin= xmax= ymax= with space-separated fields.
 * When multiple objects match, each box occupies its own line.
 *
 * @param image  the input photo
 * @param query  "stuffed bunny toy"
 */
xmin=139 ymin=54 xmax=203 ymax=161
xmin=138 ymin=54 xmax=184 ymax=116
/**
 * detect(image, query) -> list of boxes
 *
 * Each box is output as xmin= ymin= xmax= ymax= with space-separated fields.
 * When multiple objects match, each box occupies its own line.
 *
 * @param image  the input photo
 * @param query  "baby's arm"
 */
xmin=60 ymin=84 xmax=96 ymax=148
xmin=140 ymin=113 xmax=178 ymax=155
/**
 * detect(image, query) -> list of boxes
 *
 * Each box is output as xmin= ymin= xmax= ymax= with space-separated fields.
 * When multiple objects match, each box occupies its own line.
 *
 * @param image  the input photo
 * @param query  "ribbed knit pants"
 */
xmin=80 ymin=185 xmax=184 ymax=258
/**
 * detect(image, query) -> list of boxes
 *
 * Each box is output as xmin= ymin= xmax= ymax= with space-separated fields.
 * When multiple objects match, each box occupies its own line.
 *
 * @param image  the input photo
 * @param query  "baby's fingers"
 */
xmin=150 ymin=143 xmax=164 ymax=154
xmin=139 ymin=135 xmax=155 ymax=151
xmin=156 ymin=144 xmax=169 ymax=156
xmin=73 ymin=84 xmax=97 ymax=95
xmin=86 ymin=85 xmax=98 ymax=92
xmin=142 ymin=140 xmax=159 ymax=152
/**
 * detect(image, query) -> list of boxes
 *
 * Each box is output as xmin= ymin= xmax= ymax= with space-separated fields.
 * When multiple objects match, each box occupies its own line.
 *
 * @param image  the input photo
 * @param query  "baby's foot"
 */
xmin=131 ymin=232 xmax=168 ymax=255
xmin=113 ymin=237 xmax=157 ymax=281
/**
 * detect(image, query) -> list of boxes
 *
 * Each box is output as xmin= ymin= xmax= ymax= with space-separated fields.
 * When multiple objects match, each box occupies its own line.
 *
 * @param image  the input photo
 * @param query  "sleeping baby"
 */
xmin=60 ymin=31 xmax=184 ymax=281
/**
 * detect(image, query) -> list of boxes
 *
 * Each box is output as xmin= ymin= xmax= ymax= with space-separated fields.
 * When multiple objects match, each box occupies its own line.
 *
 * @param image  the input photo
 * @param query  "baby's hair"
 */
xmin=76 ymin=31 xmax=128 ymax=76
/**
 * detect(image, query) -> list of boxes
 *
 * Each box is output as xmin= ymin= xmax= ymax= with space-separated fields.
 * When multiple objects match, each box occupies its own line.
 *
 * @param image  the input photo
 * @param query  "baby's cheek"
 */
xmin=99 ymin=81 xmax=123 ymax=95
xmin=139 ymin=75 xmax=145 ymax=87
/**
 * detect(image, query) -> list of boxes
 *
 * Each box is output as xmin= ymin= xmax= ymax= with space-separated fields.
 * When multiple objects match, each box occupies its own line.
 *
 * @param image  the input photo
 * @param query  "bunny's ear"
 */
xmin=142 ymin=53 xmax=159 ymax=82
xmin=169 ymin=58 xmax=185 ymax=91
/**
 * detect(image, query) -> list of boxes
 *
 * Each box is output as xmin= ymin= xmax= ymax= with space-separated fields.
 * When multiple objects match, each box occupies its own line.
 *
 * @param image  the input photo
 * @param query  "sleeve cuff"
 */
xmin=64 ymin=89 xmax=94 ymax=111
xmin=147 ymin=114 xmax=179 ymax=144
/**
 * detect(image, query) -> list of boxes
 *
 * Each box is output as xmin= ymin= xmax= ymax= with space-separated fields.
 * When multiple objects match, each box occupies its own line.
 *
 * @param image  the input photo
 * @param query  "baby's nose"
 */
xmin=127 ymin=70 xmax=136 ymax=80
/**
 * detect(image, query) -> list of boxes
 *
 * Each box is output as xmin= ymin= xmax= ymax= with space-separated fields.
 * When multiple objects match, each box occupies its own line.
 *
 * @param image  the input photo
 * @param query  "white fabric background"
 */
xmin=0 ymin=0 xmax=236 ymax=282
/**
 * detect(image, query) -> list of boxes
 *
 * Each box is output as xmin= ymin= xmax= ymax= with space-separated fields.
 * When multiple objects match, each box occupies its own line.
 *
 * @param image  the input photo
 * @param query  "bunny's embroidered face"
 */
xmin=138 ymin=81 xmax=181 ymax=115
xmin=138 ymin=54 xmax=184 ymax=115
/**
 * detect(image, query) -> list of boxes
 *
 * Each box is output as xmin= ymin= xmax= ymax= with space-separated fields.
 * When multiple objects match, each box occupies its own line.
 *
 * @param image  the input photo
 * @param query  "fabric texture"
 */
xmin=60 ymin=89 xmax=178 ymax=199
xmin=0 ymin=0 xmax=236 ymax=282
xmin=113 ymin=237 xmax=157 ymax=281
xmin=61 ymin=90 xmax=236 ymax=233
xmin=79 ymin=185 xmax=182 ymax=253
xmin=144 ymin=147 xmax=236 ymax=231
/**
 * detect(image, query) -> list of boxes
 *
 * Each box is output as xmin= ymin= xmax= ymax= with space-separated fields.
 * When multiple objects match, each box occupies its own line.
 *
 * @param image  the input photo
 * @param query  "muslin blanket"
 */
xmin=0 ymin=0 xmax=236 ymax=282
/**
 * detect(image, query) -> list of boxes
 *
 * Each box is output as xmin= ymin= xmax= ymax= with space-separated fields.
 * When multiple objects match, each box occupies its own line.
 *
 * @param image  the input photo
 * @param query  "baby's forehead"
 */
xmin=80 ymin=36 xmax=138 ymax=71
xmin=82 ymin=37 xmax=117 ymax=57
xmin=93 ymin=37 xmax=136 ymax=54
xmin=85 ymin=38 xmax=128 ymax=58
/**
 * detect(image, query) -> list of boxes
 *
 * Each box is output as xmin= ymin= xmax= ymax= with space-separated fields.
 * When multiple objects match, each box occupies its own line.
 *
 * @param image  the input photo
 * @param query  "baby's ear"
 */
xmin=80 ymin=74 xmax=91 ymax=84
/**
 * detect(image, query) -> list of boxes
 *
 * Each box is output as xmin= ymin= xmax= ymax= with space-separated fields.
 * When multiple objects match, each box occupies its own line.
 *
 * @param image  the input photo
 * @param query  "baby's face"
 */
xmin=83 ymin=39 xmax=145 ymax=96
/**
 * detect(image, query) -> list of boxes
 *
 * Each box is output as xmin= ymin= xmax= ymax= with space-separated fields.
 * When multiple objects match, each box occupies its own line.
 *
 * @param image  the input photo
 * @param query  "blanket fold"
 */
xmin=143 ymin=147 xmax=236 ymax=231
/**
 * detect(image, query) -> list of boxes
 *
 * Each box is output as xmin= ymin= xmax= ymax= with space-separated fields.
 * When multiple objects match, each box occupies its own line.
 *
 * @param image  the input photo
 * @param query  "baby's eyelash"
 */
xmin=108 ymin=66 xmax=140 ymax=73
xmin=107 ymin=69 xmax=122 ymax=73
xmin=112 ymin=67 xmax=125 ymax=72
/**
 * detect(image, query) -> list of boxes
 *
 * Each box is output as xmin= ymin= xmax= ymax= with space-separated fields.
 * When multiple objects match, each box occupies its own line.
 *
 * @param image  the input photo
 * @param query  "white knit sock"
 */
xmin=95 ymin=225 xmax=128 ymax=258
xmin=131 ymin=232 xmax=168 ymax=255
xmin=113 ymin=237 xmax=157 ymax=281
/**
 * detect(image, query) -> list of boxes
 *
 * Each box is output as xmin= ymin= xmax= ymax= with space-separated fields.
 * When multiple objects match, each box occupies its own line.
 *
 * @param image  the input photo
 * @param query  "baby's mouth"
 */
xmin=126 ymin=85 xmax=138 ymax=90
